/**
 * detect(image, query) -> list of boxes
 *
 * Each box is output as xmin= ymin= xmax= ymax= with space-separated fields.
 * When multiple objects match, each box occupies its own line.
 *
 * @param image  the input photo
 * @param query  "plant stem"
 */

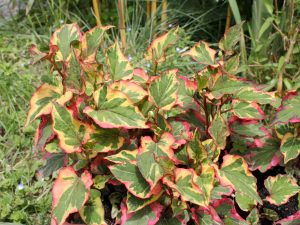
xmin=118 ymin=0 xmax=126 ymax=49
xmin=161 ymin=0 xmax=168 ymax=29
xmin=277 ymin=21 xmax=300 ymax=96
xmin=225 ymin=5 xmax=232 ymax=32
xmin=203 ymin=96 xmax=209 ymax=137
xmin=92 ymin=0 xmax=102 ymax=26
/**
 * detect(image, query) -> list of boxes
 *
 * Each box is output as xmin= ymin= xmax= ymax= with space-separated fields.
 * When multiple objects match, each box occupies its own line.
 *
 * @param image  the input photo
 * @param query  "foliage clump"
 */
xmin=27 ymin=23 xmax=300 ymax=225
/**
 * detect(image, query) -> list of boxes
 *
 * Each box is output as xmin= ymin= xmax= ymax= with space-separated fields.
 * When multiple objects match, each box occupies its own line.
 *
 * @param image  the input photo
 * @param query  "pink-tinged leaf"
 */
xmin=232 ymin=100 xmax=265 ymax=120
xmin=276 ymin=211 xmax=300 ymax=225
xmin=137 ymin=133 xmax=175 ymax=188
xmin=52 ymin=167 xmax=93 ymax=225
xmin=182 ymin=41 xmax=216 ymax=66
xmin=133 ymin=68 xmax=149 ymax=84
xmin=217 ymin=155 xmax=262 ymax=211
xmin=144 ymin=28 xmax=178 ymax=63
xmin=110 ymin=80 xmax=148 ymax=103
xmin=50 ymin=23 xmax=82 ymax=61
xmin=34 ymin=116 xmax=54 ymax=152
xmin=264 ymin=174 xmax=300 ymax=205
xmin=274 ymin=91 xmax=300 ymax=124
xmin=191 ymin=206 xmax=223 ymax=225
xmin=121 ymin=202 xmax=163 ymax=225
xmin=25 ymin=83 xmax=73 ymax=126
xmin=84 ymin=86 xmax=147 ymax=129
xmin=235 ymin=87 xmax=278 ymax=106
xmin=280 ymin=133 xmax=300 ymax=164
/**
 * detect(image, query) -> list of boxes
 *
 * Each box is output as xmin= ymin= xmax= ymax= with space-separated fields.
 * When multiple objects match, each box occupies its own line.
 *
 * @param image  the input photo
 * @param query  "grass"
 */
xmin=0 ymin=26 xmax=52 ymax=224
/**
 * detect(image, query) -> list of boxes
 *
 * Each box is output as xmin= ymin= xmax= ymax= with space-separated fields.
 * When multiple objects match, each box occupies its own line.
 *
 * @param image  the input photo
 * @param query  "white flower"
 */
xmin=127 ymin=27 xmax=132 ymax=32
xmin=144 ymin=70 xmax=147 ymax=73
xmin=128 ymin=55 xmax=132 ymax=61
xmin=60 ymin=20 xmax=64 ymax=24
xmin=146 ymin=63 xmax=151 ymax=68
xmin=168 ymin=24 xmax=173 ymax=28
xmin=17 ymin=183 xmax=24 ymax=190
xmin=176 ymin=47 xmax=181 ymax=52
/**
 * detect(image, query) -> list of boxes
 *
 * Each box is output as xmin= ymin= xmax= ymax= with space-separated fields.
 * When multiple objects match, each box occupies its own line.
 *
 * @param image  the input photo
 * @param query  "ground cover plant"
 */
xmin=25 ymin=21 xmax=300 ymax=225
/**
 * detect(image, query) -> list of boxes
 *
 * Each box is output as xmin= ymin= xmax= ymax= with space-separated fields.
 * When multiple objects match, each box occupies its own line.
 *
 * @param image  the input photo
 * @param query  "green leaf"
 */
xmin=232 ymin=101 xmax=264 ymax=119
xmin=52 ymin=103 xmax=91 ymax=153
xmin=89 ymin=128 xmax=125 ymax=153
xmin=177 ymin=75 xmax=197 ymax=109
xmin=219 ymin=23 xmax=243 ymax=51
xmin=106 ymin=149 xmax=138 ymax=164
xmin=106 ymin=42 xmax=133 ymax=81
xmin=218 ymin=155 xmax=262 ymax=211
xmin=137 ymin=133 xmax=175 ymax=188
xmin=50 ymin=23 xmax=81 ymax=61
xmin=264 ymin=174 xmax=300 ymax=205
xmin=79 ymin=189 xmax=106 ymax=225
xmin=84 ymin=86 xmax=147 ymax=129
xmin=109 ymin=161 xmax=151 ymax=198
xmin=210 ymin=76 xmax=247 ymax=99
xmin=41 ymin=153 xmax=65 ymax=177
xmin=126 ymin=192 xmax=161 ymax=213
xmin=224 ymin=54 xmax=240 ymax=74
xmin=275 ymin=92 xmax=300 ymax=124
xmin=246 ymin=208 xmax=259 ymax=225
xmin=156 ymin=216 xmax=182 ymax=225
xmin=208 ymin=113 xmax=230 ymax=150
xmin=148 ymin=70 xmax=179 ymax=111
xmin=52 ymin=167 xmax=93 ymax=225
xmin=93 ymin=175 xmax=111 ymax=190
xmin=34 ymin=117 xmax=53 ymax=152
xmin=235 ymin=87 xmax=277 ymax=106
xmin=182 ymin=41 xmax=216 ymax=65
xmin=144 ymin=28 xmax=178 ymax=63
xmin=280 ymin=133 xmax=300 ymax=164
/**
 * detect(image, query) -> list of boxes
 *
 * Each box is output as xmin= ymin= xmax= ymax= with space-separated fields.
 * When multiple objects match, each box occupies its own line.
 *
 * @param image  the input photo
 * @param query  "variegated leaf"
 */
xmin=218 ymin=155 xmax=262 ymax=211
xmin=170 ymin=120 xmax=192 ymax=148
xmin=177 ymin=75 xmax=197 ymax=109
xmin=137 ymin=133 xmax=175 ymax=188
xmin=280 ymin=133 xmax=300 ymax=164
xmin=52 ymin=103 xmax=91 ymax=153
xmin=232 ymin=100 xmax=264 ymax=120
xmin=144 ymin=28 xmax=178 ymax=63
xmin=109 ymin=161 xmax=151 ymax=199
xmin=89 ymin=128 xmax=125 ymax=153
xmin=25 ymin=83 xmax=72 ymax=126
xmin=208 ymin=113 xmax=230 ymax=150
xmin=106 ymin=42 xmax=133 ymax=81
xmin=148 ymin=70 xmax=179 ymax=111
xmin=192 ymin=207 xmax=223 ymax=225
xmin=274 ymin=91 xmax=300 ymax=124
xmin=121 ymin=202 xmax=163 ymax=225
xmin=182 ymin=41 xmax=216 ymax=66
xmin=33 ymin=116 xmax=54 ymax=152
xmin=264 ymin=174 xmax=300 ymax=205
xmin=236 ymin=87 xmax=277 ymax=106
xmin=219 ymin=23 xmax=243 ymax=52
xmin=84 ymin=86 xmax=147 ymax=129
xmin=246 ymin=208 xmax=259 ymax=225
xmin=187 ymin=130 xmax=207 ymax=164
xmin=126 ymin=192 xmax=161 ymax=213
xmin=79 ymin=189 xmax=106 ymax=225
xmin=106 ymin=149 xmax=138 ymax=164
xmin=50 ymin=23 xmax=81 ymax=61
xmin=110 ymin=80 xmax=148 ymax=103
xmin=52 ymin=167 xmax=93 ymax=225
xmin=133 ymin=68 xmax=149 ymax=84
xmin=93 ymin=175 xmax=111 ymax=190
xmin=276 ymin=211 xmax=300 ymax=225
xmin=81 ymin=26 xmax=112 ymax=62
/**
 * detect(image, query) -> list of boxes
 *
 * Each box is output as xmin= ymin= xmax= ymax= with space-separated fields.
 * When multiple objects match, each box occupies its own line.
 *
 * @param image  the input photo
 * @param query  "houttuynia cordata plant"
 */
xmin=26 ymin=23 xmax=300 ymax=224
